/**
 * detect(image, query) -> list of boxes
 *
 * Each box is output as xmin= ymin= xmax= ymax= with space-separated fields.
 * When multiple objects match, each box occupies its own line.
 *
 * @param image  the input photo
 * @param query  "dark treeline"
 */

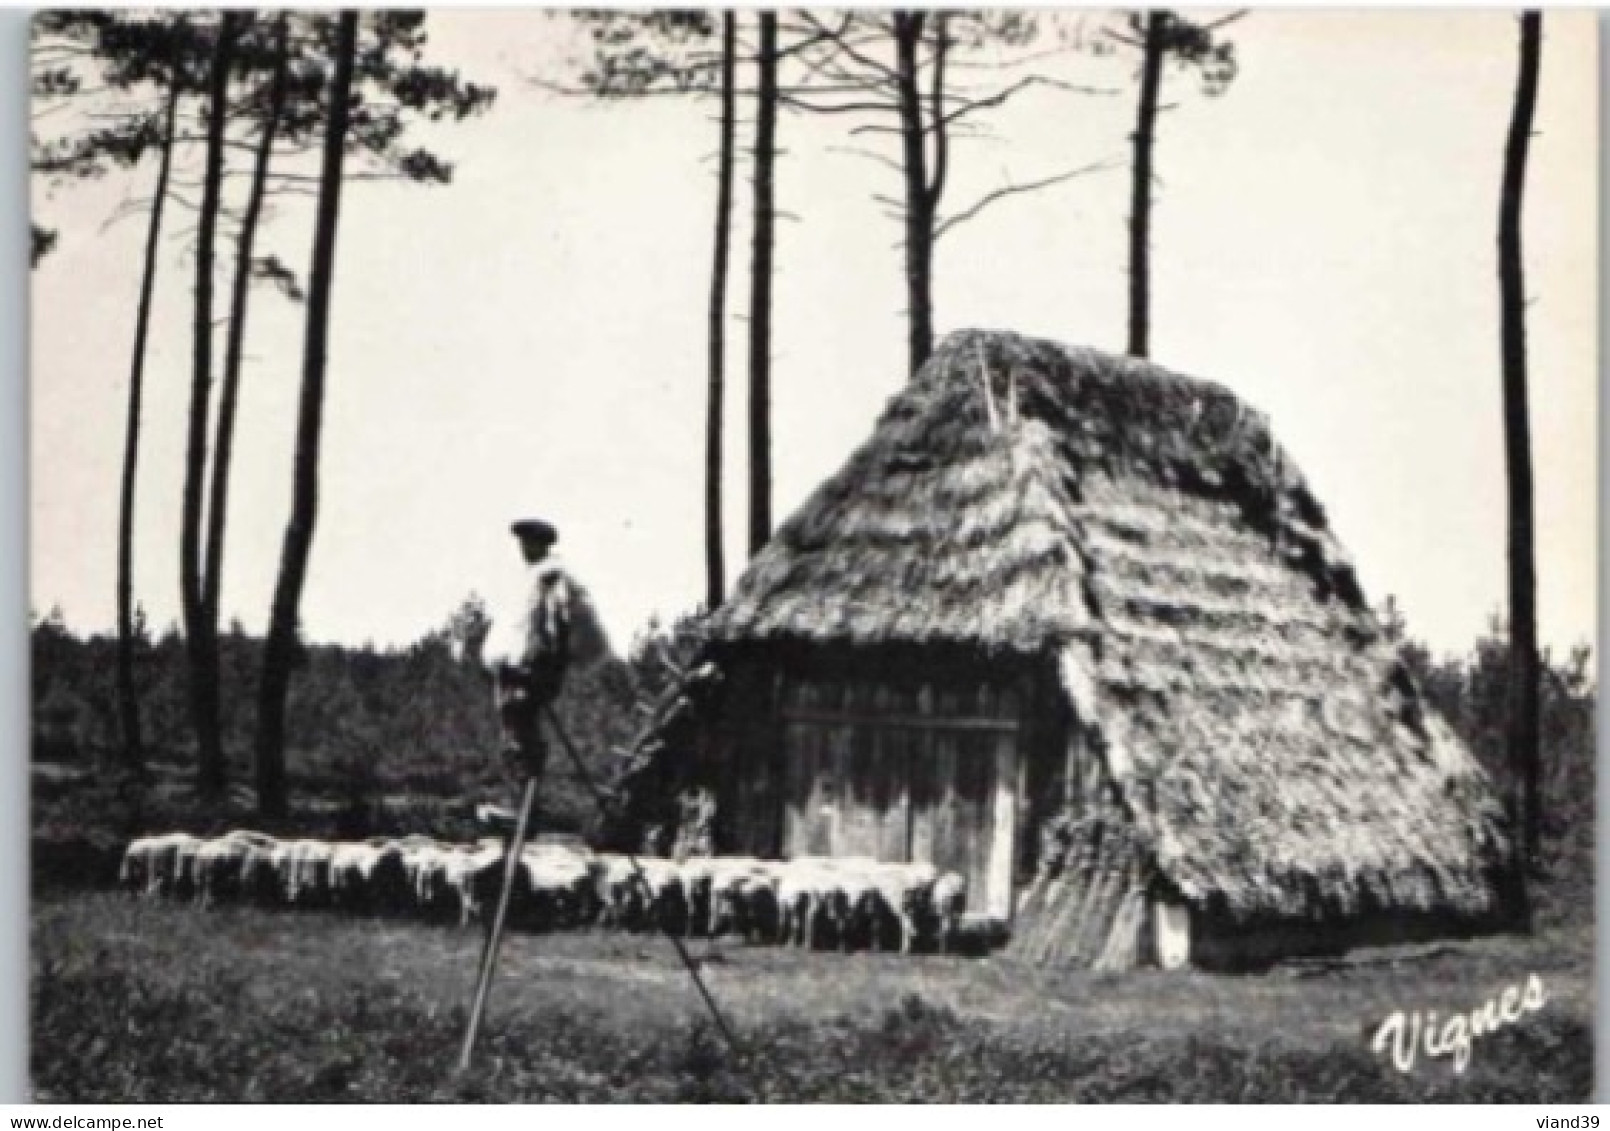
xmin=30 ymin=606 xmax=704 ymax=845
xmin=1383 ymin=603 xmax=1594 ymax=926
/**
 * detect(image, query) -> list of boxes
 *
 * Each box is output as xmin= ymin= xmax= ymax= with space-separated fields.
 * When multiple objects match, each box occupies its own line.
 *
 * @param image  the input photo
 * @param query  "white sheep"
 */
xmin=120 ymin=832 xmax=202 ymax=899
xmin=731 ymin=869 xmax=783 ymax=943
xmin=235 ymin=836 xmax=284 ymax=905
xmin=393 ymin=838 xmax=452 ymax=916
xmin=409 ymin=844 xmax=458 ymax=920
xmin=519 ymin=846 xmax=596 ymax=930
xmin=593 ymin=854 xmax=641 ymax=930
xmin=193 ymin=836 xmax=253 ymax=908
xmin=440 ymin=843 xmax=507 ymax=926
xmin=776 ymin=861 xmax=850 ymax=949
xmin=170 ymin=835 xmax=205 ymax=901
xmin=929 ymin=871 xmax=967 ymax=953
xmin=705 ymin=857 xmax=771 ymax=939
xmin=678 ymin=857 xmax=720 ymax=938
xmin=328 ymin=841 xmax=410 ymax=914
xmin=632 ymin=857 xmax=689 ymax=935
xmin=865 ymin=861 xmax=938 ymax=955
xmin=834 ymin=867 xmax=887 ymax=952
xmin=278 ymin=839 xmax=335 ymax=907
xmin=778 ymin=857 xmax=943 ymax=953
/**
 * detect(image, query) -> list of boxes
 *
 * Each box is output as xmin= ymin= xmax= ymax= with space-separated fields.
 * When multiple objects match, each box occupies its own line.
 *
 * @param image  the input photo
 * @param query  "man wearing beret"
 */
xmin=451 ymin=518 xmax=607 ymax=1066
xmin=456 ymin=518 xmax=606 ymax=785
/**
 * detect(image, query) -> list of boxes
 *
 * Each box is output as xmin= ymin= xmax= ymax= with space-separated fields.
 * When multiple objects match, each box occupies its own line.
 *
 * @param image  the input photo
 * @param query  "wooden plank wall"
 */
xmin=707 ymin=659 xmax=783 ymax=859
xmin=740 ymin=649 xmax=1032 ymax=921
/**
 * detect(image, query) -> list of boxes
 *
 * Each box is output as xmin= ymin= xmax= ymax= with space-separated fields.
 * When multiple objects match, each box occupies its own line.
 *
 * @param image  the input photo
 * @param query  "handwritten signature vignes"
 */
xmin=1370 ymin=974 xmax=1547 ymax=1075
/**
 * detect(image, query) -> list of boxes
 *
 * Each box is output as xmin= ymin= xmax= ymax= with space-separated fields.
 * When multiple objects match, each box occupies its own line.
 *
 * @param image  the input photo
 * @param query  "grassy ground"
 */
xmin=31 ymin=891 xmax=1594 ymax=1102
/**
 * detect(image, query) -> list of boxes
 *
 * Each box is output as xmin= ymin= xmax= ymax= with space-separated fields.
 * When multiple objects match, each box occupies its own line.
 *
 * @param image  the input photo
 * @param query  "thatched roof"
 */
xmin=709 ymin=329 xmax=1511 ymax=923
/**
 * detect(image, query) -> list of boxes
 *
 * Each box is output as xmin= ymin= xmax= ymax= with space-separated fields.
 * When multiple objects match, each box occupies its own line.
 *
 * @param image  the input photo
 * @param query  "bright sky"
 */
xmin=30 ymin=9 xmax=1597 ymax=662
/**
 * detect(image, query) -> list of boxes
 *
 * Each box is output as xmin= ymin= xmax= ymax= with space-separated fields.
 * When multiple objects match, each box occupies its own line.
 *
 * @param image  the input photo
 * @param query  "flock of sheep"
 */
xmin=119 ymin=830 xmax=971 ymax=953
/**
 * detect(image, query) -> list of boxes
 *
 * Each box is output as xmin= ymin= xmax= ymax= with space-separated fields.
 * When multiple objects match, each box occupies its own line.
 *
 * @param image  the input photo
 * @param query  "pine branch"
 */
xmin=826 ymin=144 xmax=904 ymax=174
xmin=934 ymin=159 xmax=1117 ymax=240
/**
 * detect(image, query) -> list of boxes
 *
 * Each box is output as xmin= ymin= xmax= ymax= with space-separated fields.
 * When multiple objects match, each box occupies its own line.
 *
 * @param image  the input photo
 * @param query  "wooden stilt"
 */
xmin=457 ymin=773 xmax=538 ymax=1072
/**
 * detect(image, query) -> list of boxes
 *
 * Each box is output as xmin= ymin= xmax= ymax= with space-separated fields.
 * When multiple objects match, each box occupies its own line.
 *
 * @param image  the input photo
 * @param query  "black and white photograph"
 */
xmin=26 ymin=7 xmax=1597 ymax=1103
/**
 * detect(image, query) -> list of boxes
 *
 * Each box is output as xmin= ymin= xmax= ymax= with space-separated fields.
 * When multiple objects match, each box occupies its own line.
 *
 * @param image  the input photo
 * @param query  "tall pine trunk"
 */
xmin=894 ymin=12 xmax=932 ymax=377
xmin=183 ymin=12 xmax=239 ymax=799
xmin=1498 ymin=10 xmax=1542 ymax=909
xmin=255 ymin=10 xmax=359 ymax=820
xmin=1127 ymin=11 xmax=1165 ymax=359
xmin=747 ymin=11 xmax=777 ymax=556
xmin=115 ymin=81 xmax=181 ymax=777
xmin=204 ymin=14 xmax=290 ymax=637
xmin=705 ymin=12 xmax=736 ymax=607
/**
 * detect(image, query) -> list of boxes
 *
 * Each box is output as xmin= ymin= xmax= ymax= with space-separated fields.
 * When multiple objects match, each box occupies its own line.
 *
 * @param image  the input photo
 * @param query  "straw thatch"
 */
xmin=710 ymin=329 xmax=1511 ymax=926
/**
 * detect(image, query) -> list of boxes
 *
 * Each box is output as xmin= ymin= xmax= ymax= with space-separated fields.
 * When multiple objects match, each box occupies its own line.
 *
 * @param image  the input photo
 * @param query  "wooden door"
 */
xmin=908 ymin=726 xmax=1017 ymax=920
xmin=777 ymin=670 xmax=1022 ymax=921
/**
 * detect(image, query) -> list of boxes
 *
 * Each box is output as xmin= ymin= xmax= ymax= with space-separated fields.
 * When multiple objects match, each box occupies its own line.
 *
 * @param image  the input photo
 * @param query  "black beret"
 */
xmin=510 ymin=518 xmax=558 ymax=545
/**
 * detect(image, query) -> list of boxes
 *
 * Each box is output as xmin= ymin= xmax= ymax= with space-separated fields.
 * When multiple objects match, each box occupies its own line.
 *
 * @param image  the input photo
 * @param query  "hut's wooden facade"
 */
xmin=699 ymin=646 xmax=1049 ymax=921
xmin=687 ymin=330 xmax=1514 ymax=967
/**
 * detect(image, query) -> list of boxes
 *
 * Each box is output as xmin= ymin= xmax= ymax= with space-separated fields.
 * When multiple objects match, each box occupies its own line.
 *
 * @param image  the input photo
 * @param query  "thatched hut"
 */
xmin=682 ymin=329 xmax=1512 ymax=969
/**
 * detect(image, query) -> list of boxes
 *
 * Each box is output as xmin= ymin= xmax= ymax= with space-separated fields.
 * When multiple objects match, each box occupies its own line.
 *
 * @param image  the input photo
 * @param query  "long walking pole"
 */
xmin=457 ymin=771 xmax=539 ymax=1072
xmin=540 ymin=703 xmax=747 ymax=1062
